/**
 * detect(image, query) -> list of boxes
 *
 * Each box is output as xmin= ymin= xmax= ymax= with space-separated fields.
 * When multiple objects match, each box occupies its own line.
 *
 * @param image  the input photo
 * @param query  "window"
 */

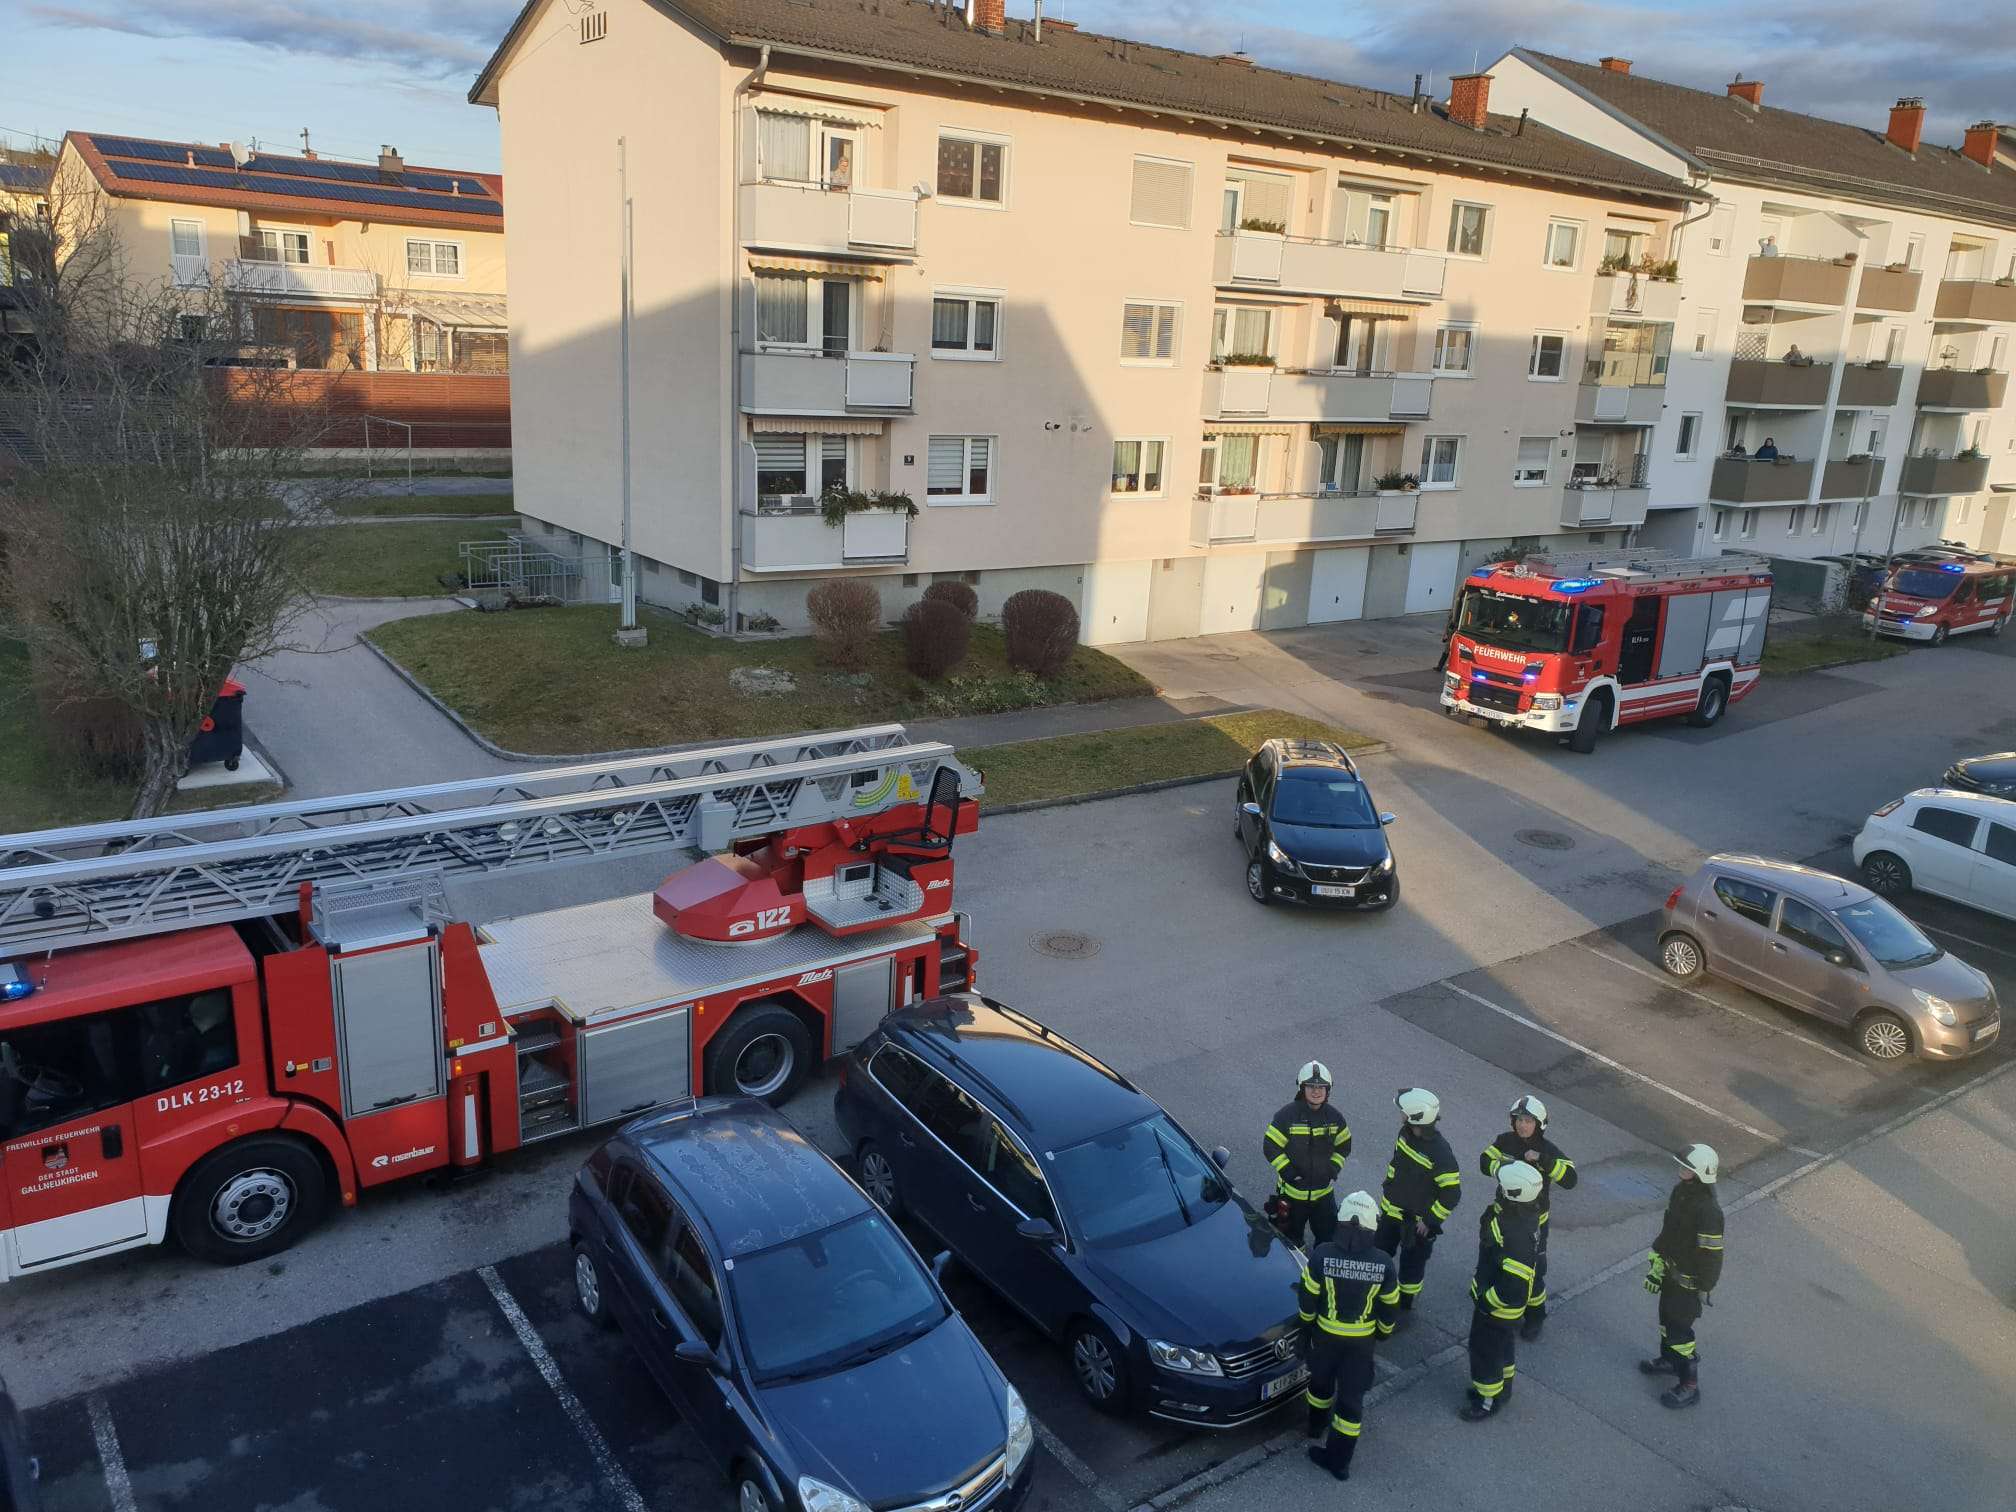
xmin=1200 ymin=433 xmax=1259 ymax=492
xmin=1910 ymin=806 xmax=1979 ymax=847
xmin=948 ymin=1109 xmax=1057 ymax=1226
xmin=615 ymin=1169 xmax=675 ymax=1262
xmin=1603 ymin=227 xmax=1646 ymax=266
xmin=1706 ymin=204 xmax=1735 ymax=256
xmin=937 ymin=132 xmax=1005 ymax=204
xmin=1570 ymin=603 xmax=1605 ymax=655
xmin=1129 ymin=156 xmax=1192 ymax=229
xmin=170 ymin=219 xmax=203 ymax=258
xmin=754 ymin=433 xmax=810 ymax=499
xmin=1739 ymin=509 xmax=1757 ymax=539
xmin=1786 ymin=506 xmax=1806 ymax=534
xmin=1812 ymin=503 xmax=1831 ymax=535
xmin=931 ymin=290 xmax=999 ymax=358
xmin=1211 ymin=306 xmax=1273 ymax=361
xmin=1711 ymin=508 xmax=1729 ymax=540
xmin=1882 ymin=324 xmax=1906 ymax=365
xmin=1985 ymin=823 xmax=2016 ymax=868
xmin=1712 ymin=876 xmax=1776 ymax=926
xmin=1433 ymin=324 xmax=1475 ymax=375
xmin=666 ymin=1223 xmax=724 ymax=1348
xmin=756 ymin=275 xmax=852 ymax=352
xmin=1676 ymin=412 xmax=1701 ymax=458
xmin=1513 ymin=436 xmax=1551 ymax=486
xmin=253 ymin=306 xmax=364 ymax=370
xmin=1528 ymin=333 xmax=1566 ymax=380
xmin=1544 ymin=219 xmax=1582 ymax=269
xmin=1420 ymin=435 xmax=1462 ymax=489
xmin=1692 ymin=307 xmax=1719 ymax=358
xmin=135 ymin=990 xmax=238 ymax=1092
xmin=1446 ymin=201 xmax=1491 ymax=257
xmin=1778 ymin=898 xmax=1851 ymax=960
xmin=405 ymin=239 xmax=461 ymax=277
xmin=1110 ymin=439 xmax=1165 ymax=496
xmin=1903 ymin=233 xmax=1924 ymax=271
xmin=1120 ymin=301 xmax=1180 ymax=365
xmin=1222 ymin=167 xmax=1293 ymax=232
xmin=1331 ymin=184 xmax=1397 ymax=248
xmin=257 ymin=228 xmax=309 ymax=264
xmin=927 ymin=435 xmax=991 ymax=502
xmin=1317 ymin=432 xmax=1368 ymax=492
xmin=1851 ymin=500 xmax=1868 ymax=534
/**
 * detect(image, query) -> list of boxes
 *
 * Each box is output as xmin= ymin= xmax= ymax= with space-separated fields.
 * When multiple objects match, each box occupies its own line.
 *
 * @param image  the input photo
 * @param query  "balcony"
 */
xmin=738 ymin=502 xmax=909 ymax=571
xmin=1855 ymin=265 xmax=1922 ymax=312
xmin=1725 ymin=358 xmax=1833 ymax=407
xmin=1576 ymin=382 xmax=1663 ymax=425
xmin=1836 ymin=362 xmax=1903 ymax=408
xmin=1590 ymin=273 xmax=1681 ymax=323
xmin=740 ymin=349 xmax=914 ymax=415
xmin=1819 ymin=457 xmax=1886 ymax=499
xmin=1933 ymin=278 xmax=2016 ymax=325
xmin=1710 ymin=456 xmax=1816 ymax=503
xmin=1192 ymin=489 xmax=1418 ymax=546
xmin=1916 ymin=368 xmax=2008 ymax=411
xmin=1560 ymin=483 xmax=1650 ymax=529
xmin=1899 ymin=451 xmax=1991 ymax=496
xmin=739 ymin=180 xmax=919 ymax=257
xmin=1211 ymin=232 xmax=1445 ymax=300
xmin=222 ymin=258 xmax=377 ymax=300
xmin=1201 ymin=366 xmax=1432 ymax=422
xmin=1741 ymin=255 xmax=1852 ymax=307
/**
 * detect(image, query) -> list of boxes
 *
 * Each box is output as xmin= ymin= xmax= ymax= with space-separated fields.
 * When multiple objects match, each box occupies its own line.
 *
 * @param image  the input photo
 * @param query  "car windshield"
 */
xmin=728 ymin=1212 xmax=946 ymax=1383
xmin=1455 ymin=587 xmax=1573 ymax=654
xmin=1048 ymin=1114 xmax=1229 ymax=1248
xmin=1272 ymin=773 xmax=1378 ymax=828
xmin=1833 ymin=899 xmax=1943 ymax=969
xmin=1890 ymin=568 xmax=1958 ymax=600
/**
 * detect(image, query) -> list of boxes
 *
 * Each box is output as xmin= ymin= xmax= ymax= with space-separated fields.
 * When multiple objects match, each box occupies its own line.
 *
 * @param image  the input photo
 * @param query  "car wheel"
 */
xmin=172 ymin=1136 xmax=327 ymax=1266
xmin=1861 ymin=851 xmax=1912 ymax=897
xmin=704 ymin=1002 xmax=815 ymax=1106
xmin=1068 ymin=1321 xmax=1131 ymax=1416
xmin=1659 ymin=931 xmax=1706 ymax=983
xmin=573 ymin=1243 xmax=616 ymax=1330
xmin=1856 ymin=1011 xmax=1913 ymax=1062
xmin=1931 ymin=624 xmax=1949 ymax=647
xmin=1568 ymin=693 xmax=1610 ymax=755
xmin=734 ymin=1472 xmax=777 ymax=1512
xmin=856 ymin=1141 xmax=903 ymax=1217
xmin=1989 ymin=616 xmax=2004 ymax=637
xmin=1245 ymin=858 xmax=1272 ymax=906
xmin=1685 ymin=678 xmax=1727 ymax=728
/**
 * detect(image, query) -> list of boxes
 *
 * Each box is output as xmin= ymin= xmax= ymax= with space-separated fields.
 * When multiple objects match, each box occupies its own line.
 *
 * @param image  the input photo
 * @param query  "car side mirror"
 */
xmin=1241 ymin=802 xmax=1263 ymax=819
xmin=1015 ymin=1218 xmax=1061 ymax=1247
xmin=1378 ymin=812 xmax=1396 ymax=827
xmin=1210 ymin=1145 xmax=1231 ymax=1169
xmin=674 ymin=1340 xmax=723 ymax=1372
xmin=930 ymin=1249 xmax=953 ymax=1282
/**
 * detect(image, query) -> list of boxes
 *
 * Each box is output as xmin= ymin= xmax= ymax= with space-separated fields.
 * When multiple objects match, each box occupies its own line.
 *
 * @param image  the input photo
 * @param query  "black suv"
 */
xmin=1234 ymin=739 xmax=1397 ymax=908
xmin=1944 ymin=752 xmax=2016 ymax=797
xmin=834 ymin=996 xmax=1308 ymax=1428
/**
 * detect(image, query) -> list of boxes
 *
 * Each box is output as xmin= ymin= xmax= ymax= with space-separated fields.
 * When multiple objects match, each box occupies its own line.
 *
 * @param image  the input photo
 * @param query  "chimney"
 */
xmin=1599 ymin=56 xmax=1632 ymax=74
xmin=1447 ymin=72 xmax=1491 ymax=132
xmin=185 ymin=150 xmax=196 ymax=167
xmin=1886 ymin=97 xmax=1926 ymax=155
xmin=1961 ymin=119 xmax=1997 ymax=167
xmin=1043 ymin=17 xmax=1076 ymax=31
xmin=378 ymin=144 xmax=405 ymax=179
xmin=968 ymin=0 xmax=1004 ymax=32
xmin=1726 ymin=77 xmax=1763 ymax=109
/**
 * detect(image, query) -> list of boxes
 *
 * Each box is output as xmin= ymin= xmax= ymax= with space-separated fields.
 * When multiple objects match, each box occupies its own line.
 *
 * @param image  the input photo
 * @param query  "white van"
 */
xmin=1853 ymin=789 xmax=2016 ymax=922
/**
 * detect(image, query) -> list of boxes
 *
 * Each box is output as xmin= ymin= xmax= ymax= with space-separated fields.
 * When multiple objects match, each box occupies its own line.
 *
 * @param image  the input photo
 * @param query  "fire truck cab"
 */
xmin=1862 ymin=548 xmax=2015 ymax=644
xmin=1440 ymin=550 xmax=1774 ymax=752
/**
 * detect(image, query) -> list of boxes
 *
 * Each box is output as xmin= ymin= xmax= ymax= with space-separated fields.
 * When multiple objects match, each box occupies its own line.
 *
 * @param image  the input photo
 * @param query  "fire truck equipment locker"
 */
xmin=832 ymin=958 xmax=899 ymax=1055
xmin=1656 ymin=592 xmax=1714 ymax=679
xmin=330 ymin=943 xmax=443 ymax=1119
xmin=579 ymin=1011 xmax=691 ymax=1127
xmin=1706 ymin=588 xmax=1770 ymax=664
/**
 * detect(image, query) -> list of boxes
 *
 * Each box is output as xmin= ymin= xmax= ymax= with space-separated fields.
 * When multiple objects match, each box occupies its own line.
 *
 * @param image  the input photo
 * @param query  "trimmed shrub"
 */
xmin=921 ymin=579 xmax=979 ymax=622
xmin=805 ymin=579 xmax=882 ymax=669
xmin=901 ymin=597 xmax=972 ymax=679
xmin=1001 ymin=588 xmax=1079 ymax=677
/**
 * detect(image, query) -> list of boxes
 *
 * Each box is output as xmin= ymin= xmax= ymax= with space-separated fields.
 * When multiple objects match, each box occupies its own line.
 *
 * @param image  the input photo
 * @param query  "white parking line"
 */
xmin=1571 ymin=940 xmax=1869 ymax=1070
xmin=479 ymin=1265 xmax=649 ymax=1512
xmin=86 ymin=1395 xmax=137 ymax=1512
xmin=1918 ymin=921 xmax=2016 ymax=960
xmin=1032 ymin=1416 xmax=1125 ymax=1512
xmin=1442 ymin=982 xmax=1820 ymax=1155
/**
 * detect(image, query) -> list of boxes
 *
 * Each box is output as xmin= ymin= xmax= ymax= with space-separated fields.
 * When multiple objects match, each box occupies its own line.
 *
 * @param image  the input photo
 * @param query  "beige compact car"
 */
xmin=1659 ymin=855 xmax=2000 ymax=1062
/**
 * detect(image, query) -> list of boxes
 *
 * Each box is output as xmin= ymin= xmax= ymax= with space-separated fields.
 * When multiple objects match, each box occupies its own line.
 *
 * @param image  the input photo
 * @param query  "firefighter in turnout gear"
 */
xmin=1375 ymin=1088 xmax=1460 ymax=1314
xmin=1640 ymin=1143 xmax=1724 ymax=1409
xmin=1480 ymin=1094 xmax=1576 ymax=1340
xmin=1296 ymin=1191 xmax=1398 ymax=1482
xmin=1264 ymin=1062 xmax=1352 ymax=1246
xmin=1459 ymin=1160 xmax=1543 ymax=1421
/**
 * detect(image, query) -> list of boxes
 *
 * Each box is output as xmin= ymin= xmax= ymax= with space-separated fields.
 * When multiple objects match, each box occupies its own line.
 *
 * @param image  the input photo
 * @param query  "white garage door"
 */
xmin=1080 ymin=561 xmax=1153 ymax=645
xmin=1200 ymin=554 xmax=1267 ymax=635
xmin=1404 ymin=542 xmax=1461 ymax=616
xmin=1308 ymin=547 xmax=1369 ymax=624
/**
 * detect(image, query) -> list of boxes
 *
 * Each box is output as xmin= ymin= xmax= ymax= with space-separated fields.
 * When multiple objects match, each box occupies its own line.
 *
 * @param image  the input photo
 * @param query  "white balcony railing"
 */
xmin=1590 ymin=273 xmax=1681 ymax=323
xmin=740 ymin=349 xmax=916 ymax=414
xmin=1561 ymin=484 xmax=1651 ymax=528
xmin=222 ymin=259 xmax=378 ymax=300
xmin=739 ymin=504 xmax=910 ymax=571
xmin=1195 ymin=490 xmax=1408 ymax=546
xmin=1373 ymin=491 xmax=1418 ymax=533
xmin=740 ymin=180 xmax=919 ymax=256
xmin=1202 ymin=367 xmax=1433 ymax=423
xmin=1212 ymin=232 xmax=1445 ymax=300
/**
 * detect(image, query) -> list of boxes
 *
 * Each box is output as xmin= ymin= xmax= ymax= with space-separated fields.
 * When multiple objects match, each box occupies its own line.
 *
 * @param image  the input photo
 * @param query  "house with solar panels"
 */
xmin=54 ymin=133 xmax=508 ymax=375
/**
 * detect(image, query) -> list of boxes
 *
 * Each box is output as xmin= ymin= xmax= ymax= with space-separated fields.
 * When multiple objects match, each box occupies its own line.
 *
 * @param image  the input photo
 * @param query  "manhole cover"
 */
xmin=1515 ymin=829 xmax=1576 ymax=851
xmin=1031 ymin=930 xmax=1101 ymax=960
xmin=1205 ymin=651 xmax=1241 ymax=662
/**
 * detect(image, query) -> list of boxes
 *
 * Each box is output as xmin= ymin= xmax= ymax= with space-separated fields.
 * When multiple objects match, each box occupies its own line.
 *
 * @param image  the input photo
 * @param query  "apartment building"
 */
xmin=1487 ymin=53 xmax=2016 ymax=568
xmin=1 ymin=157 xmax=54 ymax=357
xmin=55 ymin=133 xmax=508 ymax=373
xmin=472 ymin=0 xmax=1698 ymax=639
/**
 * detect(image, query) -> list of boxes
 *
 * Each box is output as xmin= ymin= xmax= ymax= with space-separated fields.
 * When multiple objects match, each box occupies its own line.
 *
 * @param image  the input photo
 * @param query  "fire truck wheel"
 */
xmin=572 ymin=1243 xmax=617 ymax=1330
xmin=1245 ymin=859 xmax=1273 ymax=906
xmin=1567 ymin=693 xmax=1611 ymax=754
xmin=1659 ymin=932 xmax=1706 ymax=983
xmin=1685 ymin=677 xmax=1728 ymax=728
xmin=705 ymin=1003 xmax=815 ymax=1105
xmin=172 ymin=1137 xmax=326 ymax=1265
xmin=1930 ymin=624 xmax=1949 ymax=647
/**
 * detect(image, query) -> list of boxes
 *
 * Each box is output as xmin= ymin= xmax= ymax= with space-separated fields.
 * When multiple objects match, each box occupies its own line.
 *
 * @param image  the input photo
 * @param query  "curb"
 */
xmin=358 ymin=633 xmax=553 ymax=764
xmin=985 ymin=743 xmax=1389 ymax=817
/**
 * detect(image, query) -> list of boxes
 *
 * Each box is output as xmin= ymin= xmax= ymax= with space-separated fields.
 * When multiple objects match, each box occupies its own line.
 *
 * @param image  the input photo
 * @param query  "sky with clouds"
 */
xmin=4 ymin=0 xmax=2010 ymax=172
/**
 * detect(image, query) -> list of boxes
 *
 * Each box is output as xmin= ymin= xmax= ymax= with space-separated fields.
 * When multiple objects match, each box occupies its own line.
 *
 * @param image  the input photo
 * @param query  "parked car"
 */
xmin=1853 ymin=789 xmax=2016 ymax=923
xmin=0 ymin=1369 xmax=37 ymax=1512
xmin=835 ymin=995 xmax=1309 ymax=1426
xmin=1234 ymin=738 xmax=1397 ymax=908
xmin=569 ymin=1097 xmax=1032 ymax=1512
xmin=1659 ymin=855 xmax=2000 ymax=1061
xmin=1942 ymin=753 xmax=2016 ymax=799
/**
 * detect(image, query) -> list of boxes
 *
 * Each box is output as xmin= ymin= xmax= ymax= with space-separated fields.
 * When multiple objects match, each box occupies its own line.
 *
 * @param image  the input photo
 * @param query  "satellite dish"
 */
xmin=230 ymin=140 xmax=251 ymax=167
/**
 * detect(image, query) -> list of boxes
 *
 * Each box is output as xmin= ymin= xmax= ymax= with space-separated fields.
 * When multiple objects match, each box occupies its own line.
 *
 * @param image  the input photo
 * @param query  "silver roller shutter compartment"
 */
xmin=579 ymin=1009 xmax=691 ymax=1127
xmin=830 ymin=958 xmax=897 ymax=1057
xmin=332 ymin=943 xmax=443 ymax=1118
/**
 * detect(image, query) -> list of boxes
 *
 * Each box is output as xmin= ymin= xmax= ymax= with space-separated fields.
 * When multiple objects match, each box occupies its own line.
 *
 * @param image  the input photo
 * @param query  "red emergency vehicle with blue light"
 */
xmin=1440 ymin=550 xmax=1774 ymax=752
xmin=1861 ymin=548 xmax=2014 ymax=644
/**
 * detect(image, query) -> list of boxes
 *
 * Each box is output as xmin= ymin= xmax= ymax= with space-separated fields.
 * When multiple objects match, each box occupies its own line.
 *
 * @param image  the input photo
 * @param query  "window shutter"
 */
xmin=928 ymin=437 xmax=964 ymax=491
xmin=821 ymin=434 xmax=847 ymax=463
xmin=1227 ymin=169 xmax=1292 ymax=228
xmin=1130 ymin=158 xmax=1193 ymax=228
xmin=1517 ymin=437 xmax=1549 ymax=469
xmin=755 ymin=434 xmax=806 ymax=470
xmin=1153 ymin=305 xmax=1176 ymax=360
xmin=1121 ymin=303 xmax=1153 ymax=359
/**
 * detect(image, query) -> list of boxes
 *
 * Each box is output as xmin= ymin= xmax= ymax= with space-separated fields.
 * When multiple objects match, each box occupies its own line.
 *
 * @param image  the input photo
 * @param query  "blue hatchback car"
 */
xmin=570 ymin=1096 xmax=1034 ymax=1512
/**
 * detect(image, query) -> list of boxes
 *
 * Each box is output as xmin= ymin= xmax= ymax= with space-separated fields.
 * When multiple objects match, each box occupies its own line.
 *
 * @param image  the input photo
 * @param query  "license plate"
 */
xmin=1975 ymin=1021 xmax=1999 ymax=1042
xmin=1312 ymin=884 xmax=1356 ymax=898
xmin=1263 ymin=1365 xmax=1310 ymax=1400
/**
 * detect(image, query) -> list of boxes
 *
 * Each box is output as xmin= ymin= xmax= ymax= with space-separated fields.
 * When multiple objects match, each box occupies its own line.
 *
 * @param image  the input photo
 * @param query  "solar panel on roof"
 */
xmin=242 ymin=155 xmax=494 ymax=201
xmin=90 ymin=136 xmax=231 ymax=169
xmin=103 ymin=159 xmax=500 ymax=217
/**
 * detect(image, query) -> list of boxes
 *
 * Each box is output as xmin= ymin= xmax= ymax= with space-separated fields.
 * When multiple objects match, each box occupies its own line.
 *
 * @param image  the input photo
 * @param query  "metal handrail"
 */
xmin=1215 ymin=228 xmax=1407 ymax=254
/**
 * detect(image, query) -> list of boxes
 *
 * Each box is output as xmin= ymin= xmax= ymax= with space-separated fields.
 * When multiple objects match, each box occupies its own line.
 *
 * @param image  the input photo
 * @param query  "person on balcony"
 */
xmin=1754 ymin=437 xmax=1780 ymax=461
xmin=1782 ymin=344 xmax=1806 ymax=365
xmin=1758 ymin=235 xmax=1781 ymax=258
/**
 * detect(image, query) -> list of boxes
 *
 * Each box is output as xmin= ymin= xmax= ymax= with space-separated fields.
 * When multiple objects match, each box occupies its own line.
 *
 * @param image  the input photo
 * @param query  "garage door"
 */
xmin=1081 ymin=561 xmax=1152 ymax=645
xmin=1403 ymin=542 xmax=1461 ymax=616
xmin=1200 ymin=554 xmax=1267 ymax=634
xmin=1308 ymin=547 xmax=1369 ymax=623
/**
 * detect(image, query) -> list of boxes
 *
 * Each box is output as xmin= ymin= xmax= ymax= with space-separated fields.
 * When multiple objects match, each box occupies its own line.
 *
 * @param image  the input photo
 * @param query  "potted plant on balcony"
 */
xmin=1958 ymin=445 xmax=1988 ymax=461
xmin=1598 ymin=252 xmax=1630 ymax=276
xmin=1374 ymin=471 xmax=1419 ymax=496
xmin=818 ymin=485 xmax=918 ymax=529
xmin=1216 ymin=351 xmax=1276 ymax=368
xmin=1237 ymin=217 xmax=1286 ymax=235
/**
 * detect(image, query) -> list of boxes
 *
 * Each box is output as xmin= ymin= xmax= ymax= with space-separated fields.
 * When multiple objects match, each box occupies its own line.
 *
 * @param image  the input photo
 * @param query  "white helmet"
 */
xmin=1338 ymin=1190 xmax=1380 ymax=1232
xmin=1496 ymin=1160 xmax=1543 ymax=1204
xmin=1675 ymin=1143 xmax=1719 ymax=1185
xmin=1509 ymin=1094 xmax=1548 ymax=1130
xmin=1396 ymin=1087 xmax=1440 ymax=1125
xmin=1297 ymin=1061 xmax=1333 ymax=1089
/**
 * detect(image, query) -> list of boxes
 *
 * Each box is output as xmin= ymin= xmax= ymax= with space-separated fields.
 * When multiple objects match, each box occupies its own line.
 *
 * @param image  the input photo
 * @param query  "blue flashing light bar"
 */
xmin=1550 ymin=578 xmax=1602 ymax=593
xmin=0 ymin=962 xmax=34 ymax=1002
xmin=1938 ymin=562 xmax=1965 ymax=573
xmin=1522 ymin=668 xmax=1540 ymax=683
xmin=1472 ymin=670 xmax=1489 ymax=682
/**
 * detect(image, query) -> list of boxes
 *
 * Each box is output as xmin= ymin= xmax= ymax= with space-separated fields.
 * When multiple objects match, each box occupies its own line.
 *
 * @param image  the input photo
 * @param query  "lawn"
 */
xmin=325 ymin=492 xmax=517 ymax=519
xmin=367 ymin=605 xmax=1154 ymax=755
xmin=1762 ymin=628 xmax=1907 ymax=675
xmin=305 ymin=522 xmax=510 ymax=598
xmin=966 ymin=709 xmax=1380 ymax=809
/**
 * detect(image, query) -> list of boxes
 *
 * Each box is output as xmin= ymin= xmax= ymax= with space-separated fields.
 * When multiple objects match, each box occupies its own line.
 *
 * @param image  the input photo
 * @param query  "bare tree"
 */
xmin=6 ymin=149 xmax=126 ymax=370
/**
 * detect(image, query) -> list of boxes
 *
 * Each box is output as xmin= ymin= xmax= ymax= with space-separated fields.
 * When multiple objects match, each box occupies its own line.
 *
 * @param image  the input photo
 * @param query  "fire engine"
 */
xmin=0 ymin=724 xmax=981 ymax=1281
xmin=1440 ymin=550 xmax=1774 ymax=752
xmin=1861 ymin=548 xmax=2015 ymax=644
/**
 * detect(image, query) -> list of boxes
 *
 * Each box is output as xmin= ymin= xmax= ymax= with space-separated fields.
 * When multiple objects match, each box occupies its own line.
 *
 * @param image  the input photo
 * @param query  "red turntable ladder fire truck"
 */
xmin=1440 ymin=549 xmax=1774 ymax=751
xmin=0 ymin=724 xmax=980 ymax=1282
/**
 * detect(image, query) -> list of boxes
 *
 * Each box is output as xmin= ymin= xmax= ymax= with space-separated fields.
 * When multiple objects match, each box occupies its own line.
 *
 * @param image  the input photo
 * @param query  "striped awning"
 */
xmin=748 ymin=254 xmax=884 ymax=280
xmin=1325 ymin=299 xmax=1420 ymax=319
xmin=750 ymin=99 xmax=879 ymax=127
xmin=1206 ymin=423 xmax=1294 ymax=438
xmin=1312 ymin=422 xmax=1405 ymax=437
xmin=748 ymin=415 xmax=884 ymax=435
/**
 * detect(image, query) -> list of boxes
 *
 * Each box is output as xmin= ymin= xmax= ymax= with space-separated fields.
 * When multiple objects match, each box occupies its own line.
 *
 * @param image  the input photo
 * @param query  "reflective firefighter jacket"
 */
xmin=1264 ymin=1096 xmax=1353 ymax=1202
xmin=1480 ymin=1130 xmax=1578 ymax=1220
xmin=1468 ymin=1202 xmax=1541 ymax=1322
xmin=1379 ymin=1123 xmax=1461 ymax=1230
xmin=1297 ymin=1224 xmax=1401 ymax=1339
xmin=1653 ymin=1180 xmax=1725 ymax=1292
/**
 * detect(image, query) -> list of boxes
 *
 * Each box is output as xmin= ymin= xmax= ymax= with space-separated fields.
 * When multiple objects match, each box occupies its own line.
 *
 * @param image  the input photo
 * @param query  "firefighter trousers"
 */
xmin=1304 ymin=1334 xmax=1375 ymax=1475
xmin=1374 ymin=1213 xmax=1439 ymax=1304
xmin=1529 ymin=1213 xmax=1551 ymax=1319
xmin=1276 ymin=1190 xmax=1338 ymax=1247
xmin=1657 ymin=1285 xmax=1702 ymax=1384
xmin=1467 ymin=1310 xmax=1518 ymax=1403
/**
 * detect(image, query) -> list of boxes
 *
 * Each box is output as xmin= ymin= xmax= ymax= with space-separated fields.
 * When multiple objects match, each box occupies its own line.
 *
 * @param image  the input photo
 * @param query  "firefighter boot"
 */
xmin=1637 ymin=1356 xmax=1679 ymax=1376
xmin=1458 ymin=1391 xmax=1499 ymax=1422
xmin=1661 ymin=1383 xmax=1701 ymax=1409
